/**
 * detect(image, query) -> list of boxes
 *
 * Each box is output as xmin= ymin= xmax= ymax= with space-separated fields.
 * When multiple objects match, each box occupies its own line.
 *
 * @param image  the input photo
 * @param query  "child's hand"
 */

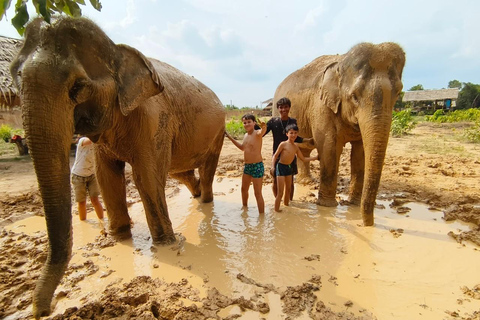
xmin=258 ymin=120 xmax=266 ymax=128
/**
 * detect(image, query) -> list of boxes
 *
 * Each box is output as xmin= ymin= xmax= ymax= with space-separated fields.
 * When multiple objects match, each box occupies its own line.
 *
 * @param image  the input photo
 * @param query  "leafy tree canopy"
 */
xmin=448 ymin=80 xmax=462 ymax=89
xmin=457 ymin=82 xmax=480 ymax=109
xmin=409 ymin=84 xmax=424 ymax=91
xmin=0 ymin=0 xmax=102 ymax=35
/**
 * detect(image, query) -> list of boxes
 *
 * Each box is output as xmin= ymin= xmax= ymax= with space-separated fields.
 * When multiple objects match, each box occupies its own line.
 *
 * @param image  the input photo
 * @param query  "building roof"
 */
xmin=0 ymin=35 xmax=23 ymax=106
xmin=403 ymin=88 xmax=459 ymax=102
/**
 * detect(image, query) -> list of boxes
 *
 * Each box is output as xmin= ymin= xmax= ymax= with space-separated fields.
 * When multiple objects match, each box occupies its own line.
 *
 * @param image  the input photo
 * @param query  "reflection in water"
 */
xmin=7 ymin=178 xmax=480 ymax=319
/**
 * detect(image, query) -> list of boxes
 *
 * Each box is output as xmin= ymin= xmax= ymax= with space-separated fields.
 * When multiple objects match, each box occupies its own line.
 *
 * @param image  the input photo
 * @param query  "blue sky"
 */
xmin=1 ymin=0 xmax=479 ymax=107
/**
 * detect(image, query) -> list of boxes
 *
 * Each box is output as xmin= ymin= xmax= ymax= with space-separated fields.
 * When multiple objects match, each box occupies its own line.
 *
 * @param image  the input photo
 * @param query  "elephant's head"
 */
xmin=321 ymin=42 xmax=405 ymax=225
xmin=10 ymin=16 xmax=163 ymax=318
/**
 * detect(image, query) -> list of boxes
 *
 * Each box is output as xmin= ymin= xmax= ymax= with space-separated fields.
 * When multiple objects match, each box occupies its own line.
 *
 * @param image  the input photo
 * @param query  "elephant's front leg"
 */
xmin=316 ymin=136 xmax=341 ymax=207
xmin=348 ymin=140 xmax=365 ymax=205
xmin=132 ymin=163 xmax=176 ymax=244
xmin=96 ymin=150 xmax=132 ymax=239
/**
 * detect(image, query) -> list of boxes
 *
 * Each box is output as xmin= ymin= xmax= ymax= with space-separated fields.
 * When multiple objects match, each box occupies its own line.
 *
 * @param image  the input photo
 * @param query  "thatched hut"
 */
xmin=0 ymin=35 xmax=22 ymax=108
xmin=403 ymin=88 xmax=459 ymax=112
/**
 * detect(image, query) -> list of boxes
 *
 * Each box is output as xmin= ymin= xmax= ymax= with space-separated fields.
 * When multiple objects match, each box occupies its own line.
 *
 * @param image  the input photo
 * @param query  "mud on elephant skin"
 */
xmin=273 ymin=42 xmax=405 ymax=226
xmin=10 ymin=16 xmax=225 ymax=318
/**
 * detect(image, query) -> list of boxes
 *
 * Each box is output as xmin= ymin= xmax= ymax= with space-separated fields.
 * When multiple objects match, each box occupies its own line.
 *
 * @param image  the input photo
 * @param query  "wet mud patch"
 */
xmin=0 ymin=229 xmax=47 ymax=318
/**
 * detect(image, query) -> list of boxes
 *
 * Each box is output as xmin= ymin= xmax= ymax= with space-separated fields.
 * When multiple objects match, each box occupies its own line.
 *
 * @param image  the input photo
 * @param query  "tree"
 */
xmin=409 ymin=84 xmax=424 ymax=91
xmin=448 ymin=80 xmax=462 ymax=89
xmin=0 ymin=0 xmax=102 ymax=35
xmin=457 ymin=82 xmax=480 ymax=109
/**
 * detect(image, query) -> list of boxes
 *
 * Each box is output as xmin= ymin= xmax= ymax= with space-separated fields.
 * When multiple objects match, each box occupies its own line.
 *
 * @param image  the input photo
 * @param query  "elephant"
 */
xmin=273 ymin=42 xmax=405 ymax=226
xmin=10 ymin=17 xmax=225 ymax=318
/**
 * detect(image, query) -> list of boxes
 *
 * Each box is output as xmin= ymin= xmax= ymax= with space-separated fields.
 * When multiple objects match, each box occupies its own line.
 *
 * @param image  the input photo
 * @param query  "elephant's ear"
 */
xmin=116 ymin=44 xmax=164 ymax=116
xmin=320 ymin=63 xmax=341 ymax=114
xmin=10 ymin=18 xmax=44 ymax=90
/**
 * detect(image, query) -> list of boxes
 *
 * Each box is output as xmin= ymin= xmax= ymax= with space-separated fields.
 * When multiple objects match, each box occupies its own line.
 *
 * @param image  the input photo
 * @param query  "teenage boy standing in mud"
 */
xmin=272 ymin=124 xmax=318 ymax=212
xmin=225 ymin=114 xmax=267 ymax=213
xmin=263 ymin=97 xmax=313 ymax=200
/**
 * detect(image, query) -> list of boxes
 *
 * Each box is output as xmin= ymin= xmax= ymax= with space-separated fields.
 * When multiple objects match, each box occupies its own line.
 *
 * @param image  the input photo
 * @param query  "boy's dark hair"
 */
xmin=285 ymin=123 xmax=298 ymax=133
xmin=276 ymin=97 xmax=291 ymax=108
xmin=242 ymin=113 xmax=257 ymax=122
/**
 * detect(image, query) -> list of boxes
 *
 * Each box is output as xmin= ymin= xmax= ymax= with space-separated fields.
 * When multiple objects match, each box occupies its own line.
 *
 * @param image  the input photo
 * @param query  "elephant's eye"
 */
xmin=69 ymin=78 xmax=90 ymax=103
xmin=351 ymin=92 xmax=359 ymax=104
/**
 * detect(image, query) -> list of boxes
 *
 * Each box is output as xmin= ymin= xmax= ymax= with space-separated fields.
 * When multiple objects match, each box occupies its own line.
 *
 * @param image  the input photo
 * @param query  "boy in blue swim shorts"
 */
xmin=272 ymin=124 xmax=319 ymax=212
xmin=225 ymin=114 xmax=267 ymax=213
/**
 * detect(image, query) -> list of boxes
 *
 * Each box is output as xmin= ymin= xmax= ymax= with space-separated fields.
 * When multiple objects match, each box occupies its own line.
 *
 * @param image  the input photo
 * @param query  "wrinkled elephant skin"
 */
xmin=273 ymin=42 xmax=405 ymax=226
xmin=10 ymin=17 xmax=225 ymax=318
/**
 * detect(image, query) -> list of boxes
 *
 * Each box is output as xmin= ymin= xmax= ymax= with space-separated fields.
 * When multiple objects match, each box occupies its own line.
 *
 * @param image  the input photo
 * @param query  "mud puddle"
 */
xmin=5 ymin=177 xmax=480 ymax=319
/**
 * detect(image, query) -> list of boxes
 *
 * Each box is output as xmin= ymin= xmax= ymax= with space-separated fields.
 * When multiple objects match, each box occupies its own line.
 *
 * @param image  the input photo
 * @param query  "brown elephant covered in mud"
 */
xmin=273 ymin=42 xmax=405 ymax=226
xmin=11 ymin=17 xmax=225 ymax=318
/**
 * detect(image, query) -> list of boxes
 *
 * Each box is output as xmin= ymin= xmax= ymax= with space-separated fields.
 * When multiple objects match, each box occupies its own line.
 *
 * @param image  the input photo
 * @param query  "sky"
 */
xmin=1 ymin=0 xmax=479 ymax=108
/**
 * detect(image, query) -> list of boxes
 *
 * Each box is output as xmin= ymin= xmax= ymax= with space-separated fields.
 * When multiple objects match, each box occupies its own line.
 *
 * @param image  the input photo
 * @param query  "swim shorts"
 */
xmin=276 ymin=162 xmax=294 ymax=176
xmin=244 ymin=162 xmax=265 ymax=178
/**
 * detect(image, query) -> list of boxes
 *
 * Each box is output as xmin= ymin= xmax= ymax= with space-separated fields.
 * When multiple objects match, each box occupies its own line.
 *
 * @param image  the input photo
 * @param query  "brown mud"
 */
xmin=1 ymin=121 xmax=480 ymax=319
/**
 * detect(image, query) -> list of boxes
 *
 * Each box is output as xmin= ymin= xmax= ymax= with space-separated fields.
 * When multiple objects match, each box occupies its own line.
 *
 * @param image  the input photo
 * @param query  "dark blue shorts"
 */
xmin=276 ymin=162 xmax=294 ymax=176
xmin=244 ymin=162 xmax=264 ymax=178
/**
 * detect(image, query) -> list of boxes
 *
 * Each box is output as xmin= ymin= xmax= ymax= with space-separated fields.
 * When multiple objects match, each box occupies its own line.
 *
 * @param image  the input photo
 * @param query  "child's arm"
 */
xmin=295 ymin=145 xmax=319 ymax=162
xmin=256 ymin=120 xmax=267 ymax=137
xmin=225 ymin=132 xmax=245 ymax=151
xmin=272 ymin=143 xmax=284 ymax=168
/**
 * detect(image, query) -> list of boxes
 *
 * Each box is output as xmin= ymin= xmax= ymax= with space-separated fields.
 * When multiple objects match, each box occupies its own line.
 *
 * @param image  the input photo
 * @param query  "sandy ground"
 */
xmin=1 ymin=121 xmax=480 ymax=319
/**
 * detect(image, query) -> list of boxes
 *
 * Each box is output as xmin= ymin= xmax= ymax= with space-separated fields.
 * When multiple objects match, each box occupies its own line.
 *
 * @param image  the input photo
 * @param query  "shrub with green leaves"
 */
xmin=391 ymin=108 xmax=416 ymax=137
xmin=463 ymin=121 xmax=480 ymax=143
xmin=225 ymin=117 xmax=246 ymax=139
xmin=425 ymin=109 xmax=480 ymax=123
xmin=0 ymin=124 xmax=13 ymax=142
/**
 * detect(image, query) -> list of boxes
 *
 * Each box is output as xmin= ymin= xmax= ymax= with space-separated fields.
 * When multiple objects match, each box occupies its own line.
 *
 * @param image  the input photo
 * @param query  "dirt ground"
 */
xmin=1 ymin=121 xmax=480 ymax=319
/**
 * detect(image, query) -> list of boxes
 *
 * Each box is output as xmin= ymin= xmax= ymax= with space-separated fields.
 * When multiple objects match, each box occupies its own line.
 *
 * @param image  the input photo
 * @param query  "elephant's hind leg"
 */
xmin=198 ymin=151 xmax=221 ymax=203
xmin=170 ymin=170 xmax=201 ymax=198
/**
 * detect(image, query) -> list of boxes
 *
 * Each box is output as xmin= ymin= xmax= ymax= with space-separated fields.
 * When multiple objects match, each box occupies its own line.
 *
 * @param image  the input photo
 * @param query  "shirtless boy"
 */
xmin=272 ymin=124 xmax=318 ymax=212
xmin=225 ymin=114 xmax=267 ymax=213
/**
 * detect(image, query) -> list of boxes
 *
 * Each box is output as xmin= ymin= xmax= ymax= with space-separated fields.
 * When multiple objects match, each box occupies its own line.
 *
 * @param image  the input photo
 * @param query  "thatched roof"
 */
xmin=403 ymin=88 xmax=459 ymax=102
xmin=0 ymin=35 xmax=23 ymax=107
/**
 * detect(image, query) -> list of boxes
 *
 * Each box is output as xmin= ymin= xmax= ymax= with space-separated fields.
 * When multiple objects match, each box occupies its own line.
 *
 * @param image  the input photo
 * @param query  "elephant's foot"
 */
xmin=109 ymin=223 xmax=132 ymax=240
xmin=201 ymin=190 xmax=213 ymax=203
xmin=152 ymin=232 xmax=176 ymax=245
xmin=295 ymin=173 xmax=314 ymax=184
xmin=362 ymin=212 xmax=374 ymax=226
xmin=347 ymin=195 xmax=361 ymax=206
xmin=32 ymin=303 xmax=50 ymax=319
xmin=316 ymin=197 xmax=338 ymax=207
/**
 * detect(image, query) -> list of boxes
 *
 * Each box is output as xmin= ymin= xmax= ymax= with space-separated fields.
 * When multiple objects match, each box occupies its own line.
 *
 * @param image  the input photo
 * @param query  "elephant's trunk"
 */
xmin=359 ymin=97 xmax=394 ymax=226
xmin=22 ymin=96 xmax=74 ymax=318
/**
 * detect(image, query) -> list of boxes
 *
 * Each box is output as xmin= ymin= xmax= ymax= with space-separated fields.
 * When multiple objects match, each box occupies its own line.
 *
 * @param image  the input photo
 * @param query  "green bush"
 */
xmin=391 ymin=108 xmax=416 ymax=137
xmin=463 ymin=121 xmax=480 ymax=143
xmin=0 ymin=124 xmax=13 ymax=142
xmin=225 ymin=117 xmax=245 ymax=139
xmin=425 ymin=109 xmax=480 ymax=123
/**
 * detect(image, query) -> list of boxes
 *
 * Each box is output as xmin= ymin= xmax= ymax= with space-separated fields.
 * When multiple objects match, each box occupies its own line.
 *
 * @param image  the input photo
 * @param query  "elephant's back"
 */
xmin=274 ymin=54 xmax=341 ymax=102
xmin=148 ymin=59 xmax=225 ymax=171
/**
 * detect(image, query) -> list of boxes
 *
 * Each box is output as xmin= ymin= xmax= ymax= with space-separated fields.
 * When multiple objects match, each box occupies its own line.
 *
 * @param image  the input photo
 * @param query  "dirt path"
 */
xmin=1 ymin=122 xmax=480 ymax=319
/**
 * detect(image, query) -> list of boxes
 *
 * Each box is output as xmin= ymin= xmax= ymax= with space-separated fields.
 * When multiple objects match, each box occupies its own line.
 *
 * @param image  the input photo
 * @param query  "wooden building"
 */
xmin=403 ymin=88 xmax=459 ymax=112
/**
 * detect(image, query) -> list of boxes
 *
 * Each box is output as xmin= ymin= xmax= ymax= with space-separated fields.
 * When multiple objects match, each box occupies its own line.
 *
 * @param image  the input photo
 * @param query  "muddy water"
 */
xmin=7 ymin=177 xmax=480 ymax=319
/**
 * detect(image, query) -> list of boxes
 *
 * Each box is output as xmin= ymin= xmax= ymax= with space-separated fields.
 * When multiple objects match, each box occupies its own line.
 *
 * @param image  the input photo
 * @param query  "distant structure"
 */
xmin=403 ymin=88 xmax=459 ymax=113
xmin=0 ymin=35 xmax=23 ymax=109
xmin=258 ymin=98 xmax=272 ymax=116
